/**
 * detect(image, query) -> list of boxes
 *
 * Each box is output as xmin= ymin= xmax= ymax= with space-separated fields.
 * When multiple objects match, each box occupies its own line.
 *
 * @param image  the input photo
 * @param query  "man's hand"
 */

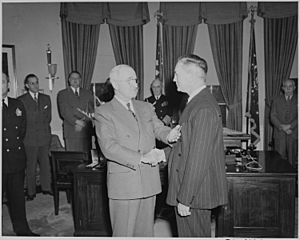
xmin=167 ymin=125 xmax=181 ymax=143
xmin=177 ymin=202 xmax=191 ymax=217
xmin=286 ymin=129 xmax=292 ymax=135
xmin=280 ymin=124 xmax=291 ymax=132
xmin=75 ymin=119 xmax=86 ymax=132
xmin=141 ymin=149 xmax=166 ymax=166
xmin=162 ymin=115 xmax=172 ymax=125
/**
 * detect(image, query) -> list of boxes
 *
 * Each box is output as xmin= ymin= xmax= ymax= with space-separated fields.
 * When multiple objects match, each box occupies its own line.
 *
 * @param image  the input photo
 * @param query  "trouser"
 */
xmin=175 ymin=207 xmax=211 ymax=237
xmin=2 ymin=171 xmax=31 ymax=235
xmin=109 ymin=196 xmax=156 ymax=237
xmin=25 ymin=145 xmax=51 ymax=195
xmin=274 ymin=134 xmax=298 ymax=167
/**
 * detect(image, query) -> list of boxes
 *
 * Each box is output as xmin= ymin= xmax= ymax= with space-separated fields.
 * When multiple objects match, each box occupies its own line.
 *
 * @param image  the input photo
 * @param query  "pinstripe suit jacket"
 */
xmin=94 ymin=97 xmax=171 ymax=199
xmin=166 ymin=88 xmax=228 ymax=209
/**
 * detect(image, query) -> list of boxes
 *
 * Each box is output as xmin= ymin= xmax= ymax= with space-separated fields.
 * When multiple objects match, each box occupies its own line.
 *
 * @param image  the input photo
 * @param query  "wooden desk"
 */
xmin=217 ymin=151 xmax=297 ymax=238
xmin=223 ymin=134 xmax=250 ymax=148
xmin=72 ymin=164 xmax=112 ymax=236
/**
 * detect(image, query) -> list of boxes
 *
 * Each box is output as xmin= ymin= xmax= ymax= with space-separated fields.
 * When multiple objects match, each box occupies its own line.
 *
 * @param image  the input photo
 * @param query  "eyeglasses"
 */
xmin=126 ymin=78 xmax=138 ymax=84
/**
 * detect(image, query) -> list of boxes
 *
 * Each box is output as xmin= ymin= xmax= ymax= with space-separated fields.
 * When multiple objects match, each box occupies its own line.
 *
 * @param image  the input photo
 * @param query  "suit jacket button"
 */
xmin=18 ymin=147 xmax=21 ymax=150
xmin=178 ymin=153 xmax=181 ymax=157
xmin=6 ymin=149 xmax=10 ymax=152
xmin=3 ymin=128 xmax=6 ymax=131
xmin=5 ymin=138 xmax=8 ymax=141
xmin=17 ymin=137 xmax=19 ymax=139
xmin=15 ymin=126 xmax=18 ymax=129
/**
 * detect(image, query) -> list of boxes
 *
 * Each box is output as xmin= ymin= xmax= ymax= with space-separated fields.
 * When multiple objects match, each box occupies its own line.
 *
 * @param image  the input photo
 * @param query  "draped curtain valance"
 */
xmin=257 ymin=2 xmax=298 ymax=18
xmin=60 ymin=3 xmax=107 ymax=25
xmin=60 ymin=2 xmax=149 ymax=26
xmin=160 ymin=2 xmax=248 ymax=26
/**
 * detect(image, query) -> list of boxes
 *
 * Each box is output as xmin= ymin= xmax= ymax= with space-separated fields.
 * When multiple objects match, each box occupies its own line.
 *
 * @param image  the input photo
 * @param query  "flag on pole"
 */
xmin=245 ymin=12 xmax=260 ymax=148
xmin=155 ymin=15 xmax=164 ymax=92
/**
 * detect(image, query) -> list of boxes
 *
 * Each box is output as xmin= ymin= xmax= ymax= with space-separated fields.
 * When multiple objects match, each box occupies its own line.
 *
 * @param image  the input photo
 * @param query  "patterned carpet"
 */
xmin=2 ymin=192 xmax=297 ymax=237
xmin=2 ymin=192 xmax=74 ymax=236
xmin=1 ymin=191 xmax=176 ymax=237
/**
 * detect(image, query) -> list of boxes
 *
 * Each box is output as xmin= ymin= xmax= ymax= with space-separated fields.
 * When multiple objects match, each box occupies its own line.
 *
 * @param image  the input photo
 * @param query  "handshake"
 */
xmin=141 ymin=148 xmax=166 ymax=167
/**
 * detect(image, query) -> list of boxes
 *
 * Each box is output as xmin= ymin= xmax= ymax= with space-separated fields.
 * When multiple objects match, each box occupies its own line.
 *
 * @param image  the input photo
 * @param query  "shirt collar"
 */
xmin=115 ymin=96 xmax=135 ymax=112
xmin=71 ymin=86 xmax=79 ymax=94
xmin=3 ymin=96 xmax=8 ymax=106
xmin=29 ymin=91 xmax=38 ymax=99
xmin=187 ymin=85 xmax=206 ymax=103
xmin=154 ymin=95 xmax=161 ymax=100
xmin=285 ymin=94 xmax=293 ymax=100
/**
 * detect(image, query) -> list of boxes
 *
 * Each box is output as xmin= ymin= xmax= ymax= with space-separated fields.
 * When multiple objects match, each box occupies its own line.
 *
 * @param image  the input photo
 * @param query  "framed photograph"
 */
xmin=2 ymin=44 xmax=17 ymax=97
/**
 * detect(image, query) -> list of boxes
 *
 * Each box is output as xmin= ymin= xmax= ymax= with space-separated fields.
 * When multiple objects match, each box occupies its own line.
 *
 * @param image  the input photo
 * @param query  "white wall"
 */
xmin=3 ymin=2 xmax=298 ymax=150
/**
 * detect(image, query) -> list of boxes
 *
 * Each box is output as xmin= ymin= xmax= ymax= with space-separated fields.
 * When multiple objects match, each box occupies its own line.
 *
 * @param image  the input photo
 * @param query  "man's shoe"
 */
xmin=26 ymin=194 xmax=36 ymax=201
xmin=16 ymin=231 xmax=40 ymax=236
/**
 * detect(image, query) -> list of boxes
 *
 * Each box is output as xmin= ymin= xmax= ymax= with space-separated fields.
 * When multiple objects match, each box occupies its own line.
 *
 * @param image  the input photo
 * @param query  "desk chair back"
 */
xmin=50 ymin=151 xmax=90 ymax=215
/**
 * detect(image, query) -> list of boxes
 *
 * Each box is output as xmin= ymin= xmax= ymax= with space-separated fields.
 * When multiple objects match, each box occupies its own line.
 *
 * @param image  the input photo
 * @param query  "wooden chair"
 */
xmin=50 ymin=151 xmax=90 ymax=215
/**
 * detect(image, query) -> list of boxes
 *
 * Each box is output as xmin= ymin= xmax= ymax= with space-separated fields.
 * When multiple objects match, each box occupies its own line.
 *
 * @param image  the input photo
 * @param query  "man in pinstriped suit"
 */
xmin=166 ymin=54 xmax=228 ymax=237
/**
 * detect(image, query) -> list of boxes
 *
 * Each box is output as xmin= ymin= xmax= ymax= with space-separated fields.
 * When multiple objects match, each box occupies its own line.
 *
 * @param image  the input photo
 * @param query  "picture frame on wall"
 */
xmin=2 ymin=44 xmax=17 ymax=97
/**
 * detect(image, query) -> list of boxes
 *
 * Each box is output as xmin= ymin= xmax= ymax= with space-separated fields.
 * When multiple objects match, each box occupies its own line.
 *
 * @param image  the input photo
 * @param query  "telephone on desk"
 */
xmin=225 ymin=147 xmax=262 ymax=172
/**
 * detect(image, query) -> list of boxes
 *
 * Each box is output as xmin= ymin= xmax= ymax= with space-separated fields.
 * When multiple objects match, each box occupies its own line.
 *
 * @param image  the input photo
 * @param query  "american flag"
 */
xmin=155 ymin=17 xmax=164 ymax=90
xmin=245 ymin=16 xmax=260 ymax=147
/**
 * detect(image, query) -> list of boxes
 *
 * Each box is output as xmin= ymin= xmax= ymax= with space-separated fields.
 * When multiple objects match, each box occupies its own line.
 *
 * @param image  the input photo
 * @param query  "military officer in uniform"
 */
xmin=2 ymin=72 xmax=39 ymax=236
xmin=145 ymin=78 xmax=172 ymax=149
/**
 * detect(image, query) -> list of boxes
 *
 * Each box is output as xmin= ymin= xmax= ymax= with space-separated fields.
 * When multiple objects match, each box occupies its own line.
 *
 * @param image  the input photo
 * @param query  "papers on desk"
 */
xmin=223 ymin=127 xmax=250 ymax=138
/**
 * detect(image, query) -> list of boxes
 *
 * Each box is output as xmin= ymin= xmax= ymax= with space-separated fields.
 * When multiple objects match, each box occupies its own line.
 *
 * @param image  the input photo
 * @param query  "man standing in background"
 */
xmin=145 ymin=78 xmax=172 ymax=126
xmin=270 ymin=79 xmax=298 ymax=168
xmin=2 ymin=72 xmax=39 ymax=236
xmin=18 ymin=74 xmax=52 ymax=201
xmin=166 ymin=55 xmax=228 ymax=237
xmin=57 ymin=71 xmax=94 ymax=153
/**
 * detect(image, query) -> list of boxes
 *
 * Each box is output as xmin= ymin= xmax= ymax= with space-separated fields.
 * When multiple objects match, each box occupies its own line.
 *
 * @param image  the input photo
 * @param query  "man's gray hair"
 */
xmin=177 ymin=54 xmax=208 ymax=74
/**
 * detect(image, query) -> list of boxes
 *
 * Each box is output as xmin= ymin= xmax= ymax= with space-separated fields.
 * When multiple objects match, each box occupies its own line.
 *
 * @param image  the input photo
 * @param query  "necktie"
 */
xmin=75 ymin=89 xmax=79 ymax=97
xmin=126 ymin=103 xmax=137 ymax=120
xmin=34 ymin=93 xmax=38 ymax=103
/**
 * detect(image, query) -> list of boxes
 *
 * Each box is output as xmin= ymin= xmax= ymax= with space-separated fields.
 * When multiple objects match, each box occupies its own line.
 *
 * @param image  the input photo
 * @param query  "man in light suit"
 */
xmin=2 ymin=72 xmax=39 ymax=236
xmin=57 ymin=71 xmax=94 ymax=152
xmin=166 ymin=55 xmax=228 ymax=237
xmin=270 ymin=79 xmax=298 ymax=167
xmin=94 ymin=64 xmax=181 ymax=237
xmin=18 ymin=74 xmax=52 ymax=200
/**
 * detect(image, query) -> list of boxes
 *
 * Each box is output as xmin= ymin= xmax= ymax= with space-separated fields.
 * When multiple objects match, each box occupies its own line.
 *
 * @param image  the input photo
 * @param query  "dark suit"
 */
xmin=145 ymin=95 xmax=171 ymax=149
xmin=95 ymin=98 xmax=171 ymax=236
xmin=270 ymin=94 xmax=298 ymax=167
xmin=166 ymin=88 xmax=228 ymax=237
xmin=2 ymin=97 xmax=32 ymax=235
xmin=57 ymin=87 xmax=94 ymax=152
xmin=18 ymin=92 xmax=52 ymax=195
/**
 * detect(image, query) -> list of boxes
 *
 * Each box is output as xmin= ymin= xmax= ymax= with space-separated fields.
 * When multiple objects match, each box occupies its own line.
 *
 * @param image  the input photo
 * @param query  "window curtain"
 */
xmin=257 ymin=2 xmax=298 ymax=150
xmin=106 ymin=3 xmax=149 ymax=100
xmin=207 ymin=21 xmax=244 ymax=131
xmin=204 ymin=3 xmax=247 ymax=131
xmin=60 ymin=3 xmax=105 ymax=89
xmin=159 ymin=3 xmax=200 ymax=113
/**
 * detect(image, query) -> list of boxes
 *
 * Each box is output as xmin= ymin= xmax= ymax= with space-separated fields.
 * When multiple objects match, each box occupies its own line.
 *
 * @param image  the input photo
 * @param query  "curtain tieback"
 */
xmin=228 ymin=102 xmax=240 ymax=110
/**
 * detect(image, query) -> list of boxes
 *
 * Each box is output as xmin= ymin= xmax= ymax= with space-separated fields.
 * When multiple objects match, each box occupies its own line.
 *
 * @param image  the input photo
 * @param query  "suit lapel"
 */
xmin=111 ymin=98 xmax=139 ymax=132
